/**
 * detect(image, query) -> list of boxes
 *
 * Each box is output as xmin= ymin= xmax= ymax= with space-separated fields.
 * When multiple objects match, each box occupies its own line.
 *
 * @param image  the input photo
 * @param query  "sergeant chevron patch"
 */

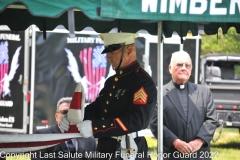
xmin=133 ymin=87 xmax=148 ymax=104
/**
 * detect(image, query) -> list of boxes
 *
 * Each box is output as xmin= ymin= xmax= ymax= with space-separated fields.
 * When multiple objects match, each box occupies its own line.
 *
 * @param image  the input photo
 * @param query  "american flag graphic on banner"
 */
xmin=0 ymin=41 xmax=9 ymax=100
xmin=79 ymin=45 xmax=107 ymax=102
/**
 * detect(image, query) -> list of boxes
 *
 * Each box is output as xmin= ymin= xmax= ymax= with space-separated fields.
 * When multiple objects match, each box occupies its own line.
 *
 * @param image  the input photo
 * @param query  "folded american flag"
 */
xmin=0 ymin=82 xmax=85 ymax=153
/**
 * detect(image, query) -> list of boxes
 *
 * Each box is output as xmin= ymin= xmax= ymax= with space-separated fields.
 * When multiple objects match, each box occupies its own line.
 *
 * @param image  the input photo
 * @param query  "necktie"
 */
xmin=67 ymin=139 xmax=76 ymax=153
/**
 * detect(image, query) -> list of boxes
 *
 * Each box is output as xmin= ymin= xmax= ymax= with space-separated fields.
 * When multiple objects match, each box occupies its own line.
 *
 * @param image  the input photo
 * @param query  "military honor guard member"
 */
xmin=60 ymin=33 xmax=157 ymax=160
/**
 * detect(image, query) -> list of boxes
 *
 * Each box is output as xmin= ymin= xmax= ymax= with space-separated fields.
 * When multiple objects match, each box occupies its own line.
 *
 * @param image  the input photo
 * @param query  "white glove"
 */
xmin=67 ymin=109 xmax=84 ymax=124
xmin=59 ymin=115 xmax=70 ymax=133
xmin=76 ymin=120 xmax=93 ymax=138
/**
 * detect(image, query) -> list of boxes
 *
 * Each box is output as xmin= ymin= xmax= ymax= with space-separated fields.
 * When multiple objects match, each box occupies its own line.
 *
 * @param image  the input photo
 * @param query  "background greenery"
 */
xmin=201 ymin=27 xmax=240 ymax=55
xmin=201 ymin=27 xmax=240 ymax=79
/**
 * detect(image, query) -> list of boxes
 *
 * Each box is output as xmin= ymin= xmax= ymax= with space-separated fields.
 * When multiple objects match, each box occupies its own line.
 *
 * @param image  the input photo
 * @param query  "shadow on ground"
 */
xmin=211 ymin=142 xmax=240 ymax=148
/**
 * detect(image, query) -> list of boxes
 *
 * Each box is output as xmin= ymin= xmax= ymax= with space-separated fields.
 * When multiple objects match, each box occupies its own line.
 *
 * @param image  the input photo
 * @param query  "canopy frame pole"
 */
xmin=194 ymin=35 xmax=200 ymax=84
xmin=42 ymin=18 xmax=46 ymax=40
xmin=117 ymin=20 xmax=121 ymax=32
xmin=157 ymin=21 xmax=163 ymax=160
xmin=68 ymin=9 xmax=75 ymax=38
xmin=29 ymin=25 xmax=36 ymax=134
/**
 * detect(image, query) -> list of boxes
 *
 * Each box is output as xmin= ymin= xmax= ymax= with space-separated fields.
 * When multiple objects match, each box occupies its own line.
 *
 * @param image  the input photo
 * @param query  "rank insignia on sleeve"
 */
xmin=133 ymin=86 xmax=148 ymax=104
xmin=115 ymin=118 xmax=128 ymax=131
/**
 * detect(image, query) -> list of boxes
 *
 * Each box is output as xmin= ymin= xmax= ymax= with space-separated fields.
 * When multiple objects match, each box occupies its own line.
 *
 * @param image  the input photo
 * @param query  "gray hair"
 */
xmin=56 ymin=97 xmax=72 ymax=112
xmin=170 ymin=50 xmax=191 ymax=66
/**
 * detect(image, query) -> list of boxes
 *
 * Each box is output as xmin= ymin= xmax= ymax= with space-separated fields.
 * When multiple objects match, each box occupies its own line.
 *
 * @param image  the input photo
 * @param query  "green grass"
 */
xmin=6 ymin=155 xmax=29 ymax=160
xmin=211 ymin=127 xmax=240 ymax=160
xmin=146 ymin=128 xmax=240 ymax=160
xmin=6 ymin=128 xmax=240 ymax=160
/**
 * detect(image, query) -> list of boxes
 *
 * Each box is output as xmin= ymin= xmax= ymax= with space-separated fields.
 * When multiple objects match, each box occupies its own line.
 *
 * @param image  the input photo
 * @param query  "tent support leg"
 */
xmin=157 ymin=21 xmax=163 ymax=160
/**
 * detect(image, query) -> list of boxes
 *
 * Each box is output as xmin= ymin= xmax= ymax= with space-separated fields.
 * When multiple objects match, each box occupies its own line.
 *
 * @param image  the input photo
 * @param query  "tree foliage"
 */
xmin=201 ymin=27 xmax=240 ymax=55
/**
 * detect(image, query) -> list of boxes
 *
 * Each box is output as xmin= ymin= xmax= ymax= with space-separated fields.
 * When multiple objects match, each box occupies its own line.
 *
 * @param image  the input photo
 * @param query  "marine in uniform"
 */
xmin=60 ymin=33 xmax=157 ymax=160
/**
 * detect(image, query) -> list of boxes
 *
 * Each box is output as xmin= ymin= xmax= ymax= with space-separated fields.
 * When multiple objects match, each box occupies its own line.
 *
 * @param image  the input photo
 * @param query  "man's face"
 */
xmin=169 ymin=54 xmax=192 ymax=84
xmin=106 ymin=46 xmax=130 ymax=69
xmin=55 ymin=102 xmax=70 ymax=125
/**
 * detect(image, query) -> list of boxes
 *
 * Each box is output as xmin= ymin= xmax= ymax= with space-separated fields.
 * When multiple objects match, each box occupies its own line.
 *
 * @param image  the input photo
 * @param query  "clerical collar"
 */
xmin=172 ymin=81 xmax=188 ymax=90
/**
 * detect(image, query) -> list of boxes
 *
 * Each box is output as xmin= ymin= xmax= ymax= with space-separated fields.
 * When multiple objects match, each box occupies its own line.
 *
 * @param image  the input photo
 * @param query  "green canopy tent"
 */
xmin=1 ymin=0 xmax=239 ymax=37
xmin=0 ymin=0 xmax=159 ymax=39
xmin=100 ymin=0 xmax=240 ymax=159
xmin=101 ymin=0 xmax=240 ymax=35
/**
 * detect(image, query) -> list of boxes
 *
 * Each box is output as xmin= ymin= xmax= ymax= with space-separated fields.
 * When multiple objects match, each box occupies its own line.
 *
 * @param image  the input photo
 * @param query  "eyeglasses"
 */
xmin=57 ymin=110 xmax=68 ymax=115
xmin=176 ymin=63 xmax=192 ymax=69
